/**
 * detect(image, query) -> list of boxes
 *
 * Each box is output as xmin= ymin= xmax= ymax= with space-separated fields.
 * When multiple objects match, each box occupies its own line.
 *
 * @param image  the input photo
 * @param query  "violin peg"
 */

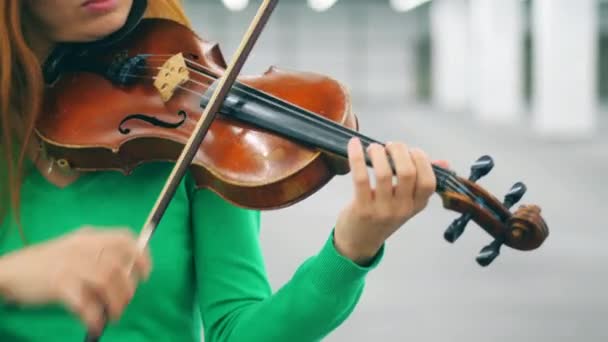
xmin=444 ymin=213 xmax=472 ymax=243
xmin=476 ymin=238 xmax=503 ymax=267
xmin=469 ymin=155 xmax=494 ymax=182
xmin=503 ymin=182 xmax=527 ymax=208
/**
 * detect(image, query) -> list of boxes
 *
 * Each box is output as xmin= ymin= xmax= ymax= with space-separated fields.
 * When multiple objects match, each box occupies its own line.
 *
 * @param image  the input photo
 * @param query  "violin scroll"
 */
xmin=507 ymin=204 xmax=549 ymax=251
xmin=436 ymin=155 xmax=549 ymax=267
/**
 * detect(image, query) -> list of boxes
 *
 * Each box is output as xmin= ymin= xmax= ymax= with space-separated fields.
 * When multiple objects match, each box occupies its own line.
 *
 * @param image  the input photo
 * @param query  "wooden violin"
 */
xmin=39 ymin=1 xmax=548 ymax=270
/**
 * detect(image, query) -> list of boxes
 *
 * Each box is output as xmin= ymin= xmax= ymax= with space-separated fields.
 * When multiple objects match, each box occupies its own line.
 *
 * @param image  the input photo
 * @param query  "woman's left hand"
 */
xmin=334 ymin=138 xmax=449 ymax=265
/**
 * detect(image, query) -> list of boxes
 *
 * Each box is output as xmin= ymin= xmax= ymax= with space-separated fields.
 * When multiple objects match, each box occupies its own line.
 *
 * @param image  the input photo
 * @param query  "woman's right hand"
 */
xmin=0 ymin=227 xmax=152 ymax=335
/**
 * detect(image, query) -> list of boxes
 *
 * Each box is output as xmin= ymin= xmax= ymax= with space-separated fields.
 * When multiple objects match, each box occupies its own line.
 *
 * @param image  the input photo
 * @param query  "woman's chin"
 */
xmin=64 ymin=11 xmax=130 ymax=42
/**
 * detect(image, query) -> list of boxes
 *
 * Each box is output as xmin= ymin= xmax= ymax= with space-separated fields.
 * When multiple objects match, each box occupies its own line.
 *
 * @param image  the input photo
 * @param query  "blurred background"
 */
xmin=181 ymin=0 xmax=607 ymax=341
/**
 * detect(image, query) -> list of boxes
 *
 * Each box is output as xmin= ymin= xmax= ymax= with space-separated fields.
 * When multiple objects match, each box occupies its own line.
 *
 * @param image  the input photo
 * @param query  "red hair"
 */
xmin=0 ymin=0 xmax=191 ymax=236
xmin=0 ymin=0 xmax=44 ymax=241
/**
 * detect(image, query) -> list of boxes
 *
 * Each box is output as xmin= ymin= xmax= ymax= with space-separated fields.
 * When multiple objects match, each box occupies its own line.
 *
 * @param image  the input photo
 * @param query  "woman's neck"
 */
xmin=21 ymin=10 xmax=55 ymax=62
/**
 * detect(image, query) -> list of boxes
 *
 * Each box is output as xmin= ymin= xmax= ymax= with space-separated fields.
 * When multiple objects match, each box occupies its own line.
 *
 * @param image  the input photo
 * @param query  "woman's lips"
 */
xmin=82 ymin=0 xmax=119 ymax=13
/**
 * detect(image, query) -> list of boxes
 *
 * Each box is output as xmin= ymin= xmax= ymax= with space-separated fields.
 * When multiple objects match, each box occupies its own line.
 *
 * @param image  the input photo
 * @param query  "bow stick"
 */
xmin=84 ymin=0 xmax=279 ymax=340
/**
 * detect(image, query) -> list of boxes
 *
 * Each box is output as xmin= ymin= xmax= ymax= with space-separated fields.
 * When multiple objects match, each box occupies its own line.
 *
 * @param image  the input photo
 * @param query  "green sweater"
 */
xmin=0 ymin=162 xmax=383 ymax=341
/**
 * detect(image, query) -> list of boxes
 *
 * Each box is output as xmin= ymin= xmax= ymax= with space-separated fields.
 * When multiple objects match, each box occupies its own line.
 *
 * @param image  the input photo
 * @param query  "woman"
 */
xmin=0 ymin=0 xmax=445 ymax=341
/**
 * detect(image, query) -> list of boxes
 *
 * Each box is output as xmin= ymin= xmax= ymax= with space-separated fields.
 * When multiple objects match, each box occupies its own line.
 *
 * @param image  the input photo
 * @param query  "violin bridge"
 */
xmin=153 ymin=53 xmax=190 ymax=102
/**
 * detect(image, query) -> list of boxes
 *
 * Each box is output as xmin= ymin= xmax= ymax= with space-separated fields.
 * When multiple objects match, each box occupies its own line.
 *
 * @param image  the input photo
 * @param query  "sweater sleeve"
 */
xmin=189 ymin=188 xmax=384 ymax=342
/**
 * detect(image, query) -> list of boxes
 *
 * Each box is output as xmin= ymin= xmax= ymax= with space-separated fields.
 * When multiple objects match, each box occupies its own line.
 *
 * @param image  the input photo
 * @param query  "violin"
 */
xmin=38 ymin=0 xmax=548 ymax=339
xmin=39 ymin=0 xmax=548 ymax=264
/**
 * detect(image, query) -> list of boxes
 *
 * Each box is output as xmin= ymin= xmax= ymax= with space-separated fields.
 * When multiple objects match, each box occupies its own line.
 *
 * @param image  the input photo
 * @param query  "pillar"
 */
xmin=469 ymin=0 xmax=524 ymax=123
xmin=430 ymin=0 xmax=470 ymax=112
xmin=532 ymin=0 xmax=598 ymax=138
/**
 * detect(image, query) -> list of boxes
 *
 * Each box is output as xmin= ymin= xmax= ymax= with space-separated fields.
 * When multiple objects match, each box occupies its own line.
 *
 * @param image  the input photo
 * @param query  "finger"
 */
xmin=432 ymin=159 xmax=450 ymax=169
xmin=104 ymin=229 xmax=144 ymax=270
xmin=368 ymin=143 xmax=393 ymax=203
xmin=347 ymin=138 xmax=372 ymax=204
xmin=101 ymin=228 xmax=149 ymax=285
xmin=61 ymin=281 xmax=105 ymax=336
xmin=104 ymin=229 xmax=138 ymax=252
xmin=385 ymin=142 xmax=416 ymax=202
xmin=132 ymin=247 xmax=152 ymax=281
xmin=410 ymin=148 xmax=436 ymax=212
xmin=86 ymin=256 xmax=135 ymax=322
xmin=74 ymin=227 xmax=132 ymax=264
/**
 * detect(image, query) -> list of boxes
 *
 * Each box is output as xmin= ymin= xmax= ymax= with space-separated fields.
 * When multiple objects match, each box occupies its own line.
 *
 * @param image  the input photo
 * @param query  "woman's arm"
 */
xmin=191 ymin=138 xmax=440 ymax=341
xmin=190 ymin=188 xmax=383 ymax=342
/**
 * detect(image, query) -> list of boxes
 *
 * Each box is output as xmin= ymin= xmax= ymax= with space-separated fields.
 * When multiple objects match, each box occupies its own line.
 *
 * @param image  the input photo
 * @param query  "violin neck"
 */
xmin=200 ymin=81 xmax=452 ymax=192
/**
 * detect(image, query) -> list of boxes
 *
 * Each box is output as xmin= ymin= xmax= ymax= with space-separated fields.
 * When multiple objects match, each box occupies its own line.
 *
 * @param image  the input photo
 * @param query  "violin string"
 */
xmin=124 ymin=59 xmax=478 ymax=199
xmin=122 ymin=71 xmax=475 ymax=199
xmin=122 ymin=72 xmax=475 ymax=198
xmin=135 ymin=63 xmax=395 ymax=157
xmin=138 ymin=58 xmax=468 ymax=196
xmin=139 ymin=59 xmax=468 ymax=196
xmin=141 ymin=56 xmax=464 ymax=188
xmin=136 ymin=59 xmax=426 ymax=166
xmin=142 ymin=57 xmax=492 ymax=210
xmin=131 ymin=65 xmax=360 ymax=143
xmin=143 ymin=57 xmax=393 ymax=149
xmin=136 ymin=61 xmax=379 ymax=147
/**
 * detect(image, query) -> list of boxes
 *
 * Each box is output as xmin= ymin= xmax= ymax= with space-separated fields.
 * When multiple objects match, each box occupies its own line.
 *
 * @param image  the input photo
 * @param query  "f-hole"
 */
xmin=119 ymin=110 xmax=187 ymax=134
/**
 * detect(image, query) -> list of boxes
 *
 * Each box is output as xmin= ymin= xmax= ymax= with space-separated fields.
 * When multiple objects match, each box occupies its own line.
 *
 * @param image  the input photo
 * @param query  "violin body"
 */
xmin=39 ymin=18 xmax=355 ymax=209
